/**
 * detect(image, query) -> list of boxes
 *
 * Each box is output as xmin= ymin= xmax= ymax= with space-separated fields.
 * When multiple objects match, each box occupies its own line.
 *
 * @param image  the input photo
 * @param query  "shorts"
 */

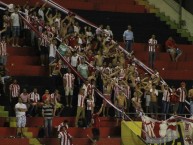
xmin=16 ymin=115 xmax=26 ymax=128
xmin=12 ymin=26 xmax=20 ymax=37
xmin=65 ymin=87 xmax=73 ymax=96
xmin=167 ymin=48 xmax=175 ymax=53
xmin=40 ymin=46 xmax=49 ymax=55
xmin=49 ymin=57 xmax=55 ymax=64
xmin=55 ymin=102 xmax=63 ymax=109
xmin=103 ymin=94 xmax=111 ymax=107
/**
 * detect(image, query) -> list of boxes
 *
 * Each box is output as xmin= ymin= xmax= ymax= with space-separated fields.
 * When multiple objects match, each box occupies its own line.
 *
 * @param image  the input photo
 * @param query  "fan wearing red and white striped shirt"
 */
xmin=86 ymin=95 xmax=94 ymax=127
xmin=75 ymin=88 xmax=86 ymax=127
xmin=148 ymin=35 xmax=158 ymax=69
xmin=39 ymin=30 xmax=49 ymax=66
xmin=161 ymin=84 xmax=171 ymax=114
xmin=58 ymin=126 xmax=72 ymax=145
xmin=0 ymin=37 xmax=7 ymax=65
xmin=9 ymin=79 xmax=20 ymax=115
xmin=63 ymin=69 xmax=75 ymax=108
xmin=28 ymin=88 xmax=41 ymax=116
xmin=177 ymin=82 xmax=187 ymax=114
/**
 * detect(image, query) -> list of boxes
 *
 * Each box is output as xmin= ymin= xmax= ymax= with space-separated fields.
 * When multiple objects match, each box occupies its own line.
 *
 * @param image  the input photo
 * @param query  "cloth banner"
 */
xmin=183 ymin=116 xmax=193 ymax=145
xmin=141 ymin=115 xmax=178 ymax=144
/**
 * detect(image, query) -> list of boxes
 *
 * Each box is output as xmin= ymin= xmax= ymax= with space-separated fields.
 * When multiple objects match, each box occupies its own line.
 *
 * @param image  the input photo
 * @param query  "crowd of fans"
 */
xmin=0 ymin=1 xmax=192 ymax=141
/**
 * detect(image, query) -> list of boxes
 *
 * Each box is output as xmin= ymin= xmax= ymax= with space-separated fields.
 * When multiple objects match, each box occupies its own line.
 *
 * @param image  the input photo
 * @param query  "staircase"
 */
xmin=0 ymin=117 xmax=121 ymax=145
xmin=136 ymin=0 xmax=193 ymax=43
xmin=7 ymin=46 xmax=47 ymax=76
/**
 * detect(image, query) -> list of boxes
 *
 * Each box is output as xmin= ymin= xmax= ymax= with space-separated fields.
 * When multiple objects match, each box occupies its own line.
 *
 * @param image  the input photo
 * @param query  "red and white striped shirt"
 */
xmin=162 ymin=89 xmax=170 ymax=102
xmin=9 ymin=84 xmax=20 ymax=98
xmin=177 ymin=87 xmax=186 ymax=102
xmin=29 ymin=92 xmax=40 ymax=103
xmin=0 ymin=41 xmax=7 ymax=56
xmin=77 ymin=94 xmax=85 ymax=107
xmin=40 ymin=33 xmax=48 ymax=47
xmin=87 ymin=100 xmax=94 ymax=110
xmin=63 ymin=73 xmax=75 ymax=88
xmin=148 ymin=38 xmax=157 ymax=52
xmin=58 ymin=131 xmax=72 ymax=145
xmin=124 ymin=85 xmax=131 ymax=99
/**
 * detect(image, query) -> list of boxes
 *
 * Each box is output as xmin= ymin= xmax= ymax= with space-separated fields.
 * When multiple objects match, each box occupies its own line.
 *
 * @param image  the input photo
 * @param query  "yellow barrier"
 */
xmin=121 ymin=121 xmax=186 ymax=145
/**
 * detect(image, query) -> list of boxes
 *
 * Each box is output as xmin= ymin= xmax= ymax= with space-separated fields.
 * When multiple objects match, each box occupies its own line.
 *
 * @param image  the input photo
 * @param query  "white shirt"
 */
xmin=11 ymin=12 xmax=20 ymax=26
xmin=49 ymin=43 xmax=56 ymax=58
xmin=71 ymin=55 xmax=79 ymax=67
xmin=38 ymin=9 xmax=44 ymax=21
xmin=150 ymin=88 xmax=158 ymax=96
xmin=15 ymin=103 xmax=27 ymax=117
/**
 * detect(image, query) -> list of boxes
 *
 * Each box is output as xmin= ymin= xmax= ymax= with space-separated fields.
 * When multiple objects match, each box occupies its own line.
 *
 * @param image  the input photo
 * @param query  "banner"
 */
xmin=183 ymin=116 xmax=193 ymax=145
xmin=141 ymin=115 xmax=178 ymax=144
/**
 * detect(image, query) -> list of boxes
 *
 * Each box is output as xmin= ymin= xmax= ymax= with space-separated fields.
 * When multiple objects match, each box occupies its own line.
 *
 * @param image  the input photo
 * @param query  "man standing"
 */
xmin=15 ymin=97 xmax=27 ymax=137
xmin=75 ymin=88 xmax=85 ymax=127
xmin=63 ymin=69 xmax=75 ymax=107
xmin=148 ymin=35 xmax=157 ymax=68
xmin=149 ymin=85 xmax=159 ymax=118
xmin=9 ymin=79 xmax=20 ymax=116
xmin=42 ymin=99 xmax=54 ymax=137
xmin=177 ymin=82 xmax=187 ymax=114
xmin=10 ymin=6 xmax=21 ymax=47
xmin=123 ymin=25 xmax=134 ymax=53
xmin=58 ymin=126 xmax=72 ymax=145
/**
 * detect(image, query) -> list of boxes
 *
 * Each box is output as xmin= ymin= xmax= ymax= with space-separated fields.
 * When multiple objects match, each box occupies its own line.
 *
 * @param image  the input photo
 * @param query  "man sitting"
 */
xmin=165 ymin=37 xmax=182 ymax=62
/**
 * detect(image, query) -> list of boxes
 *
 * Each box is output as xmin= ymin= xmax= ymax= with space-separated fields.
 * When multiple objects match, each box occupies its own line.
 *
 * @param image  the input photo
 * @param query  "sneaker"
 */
xmin=12 ymin=44 xmax=15 ymax=47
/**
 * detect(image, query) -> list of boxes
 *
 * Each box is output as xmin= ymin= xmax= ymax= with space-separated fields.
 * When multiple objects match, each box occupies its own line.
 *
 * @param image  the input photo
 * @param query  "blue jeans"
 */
xmin=44 ymin=118 xmax=52 ymax=137
xmin=190 ymin=101 xmax=193 ymax=115
xmin=125 ymin=40 xmax=133 ymax=53
xmin=178 ymin=102 xmax=185 ymax=114
xmin=148 ymin=51 xmax=156 ymax=68
xmin=162 ymin=101 xmax=170 ymax=114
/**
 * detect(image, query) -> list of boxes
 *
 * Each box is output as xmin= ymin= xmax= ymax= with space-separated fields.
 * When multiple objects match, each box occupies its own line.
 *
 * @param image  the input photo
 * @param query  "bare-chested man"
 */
xmin=115 ymin=91 xmax=127 ymax=125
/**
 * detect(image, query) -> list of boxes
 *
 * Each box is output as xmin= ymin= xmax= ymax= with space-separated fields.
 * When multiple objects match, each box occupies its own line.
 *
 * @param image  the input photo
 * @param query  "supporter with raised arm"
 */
xmin=115 ymin=91 xmax=127 ymax=125
xmin=165 ymin=37 xmax=182 ymax=62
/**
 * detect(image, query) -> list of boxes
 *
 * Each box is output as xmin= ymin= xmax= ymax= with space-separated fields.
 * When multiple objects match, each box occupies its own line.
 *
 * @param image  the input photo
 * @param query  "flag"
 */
xmin=141 ymin=115 xmax=178 ymax=144
xmin=183 ymin=116 xmax=193 ymax=145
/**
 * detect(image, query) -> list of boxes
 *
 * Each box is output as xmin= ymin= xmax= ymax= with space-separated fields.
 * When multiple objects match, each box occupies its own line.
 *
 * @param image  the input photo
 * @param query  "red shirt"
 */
xmin=68 ymin=36 xmax=77 ymax=48
xmin=165 ymin=39 xmax=177 ymax=49
xmin=92 ymin=114 xmax=100 ymax=128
